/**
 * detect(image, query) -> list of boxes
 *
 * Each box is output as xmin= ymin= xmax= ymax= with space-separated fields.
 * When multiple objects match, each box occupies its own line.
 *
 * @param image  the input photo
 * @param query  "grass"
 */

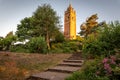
xmin=0 ymin=52 xmax=72 ymax=80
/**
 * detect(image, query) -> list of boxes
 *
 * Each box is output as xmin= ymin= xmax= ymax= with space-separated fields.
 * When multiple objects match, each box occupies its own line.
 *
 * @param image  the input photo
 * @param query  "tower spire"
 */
xmin=68 ymin=0 xmax=72 ymax=8
xmin=69 ymin=3 xmax=72 ymax=7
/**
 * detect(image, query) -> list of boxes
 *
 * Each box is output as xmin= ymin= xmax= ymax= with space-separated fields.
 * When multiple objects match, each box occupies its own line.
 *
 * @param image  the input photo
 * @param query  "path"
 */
xmin=27 ymin=53 xmax=84 ymax=80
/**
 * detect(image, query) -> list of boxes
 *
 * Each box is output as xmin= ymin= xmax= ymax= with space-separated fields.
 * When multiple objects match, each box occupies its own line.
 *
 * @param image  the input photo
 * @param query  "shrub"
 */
xmin=82 ymin=21 xmax=120 ymax=57
xmin=96 ymin=55 xmax=120 ymax=80
xmin=66 ymin=59 xmax=109 ymax=80
xmin=50 ymin=41 xmax=81 ymax=53
xmin=66 ymin=54 xmax=120 ymax=80
xmin=55 ymin=32 xmax=65 ymax=42
xmin=27 ymin=36 xmax=47 ymax=53
xmin=0 ymin=35 xmax=16 ymax=51
xmin=10 ymin=44 xmax=30 ymax=53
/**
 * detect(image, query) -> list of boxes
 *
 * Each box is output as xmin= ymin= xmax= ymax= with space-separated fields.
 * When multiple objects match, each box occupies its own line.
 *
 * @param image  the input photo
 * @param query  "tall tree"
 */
xmin=80 ymin=14 xmax=98 ymax=37
xmin=32 ymin=4 xmax=61 ymax=49
xmin=16 ymin=4 xmax=61 ymax=49
xmin=16 ymin=17 xmax=33 ymax=40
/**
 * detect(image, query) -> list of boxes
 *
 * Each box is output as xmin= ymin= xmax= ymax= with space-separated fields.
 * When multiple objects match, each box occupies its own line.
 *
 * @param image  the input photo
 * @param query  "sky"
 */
xmin=0 ymin=0 xmax=120 ymax=37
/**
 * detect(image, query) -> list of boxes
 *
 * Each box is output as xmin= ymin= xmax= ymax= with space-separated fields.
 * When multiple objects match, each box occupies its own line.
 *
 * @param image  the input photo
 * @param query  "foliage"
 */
xmin=27 ymin=36 xmax=47 ymax=53
xmin=76 ymin=35 xmax=84 ymax=42
xmin=32 ymin=4 xmax=61 ymax=49
xmin=79 ymin=14 xmax=107 ymax=38
xmin=0 ymin=31 xmax=16 ymax=51
xmin=99 ymin=21 xmax=120 ymax=50
xmin=50 ymin=41 xmax=82 ymax=53
xmin=54 ymin=31 xmax=65 ymax=42
xmin=80 ymin=14 xmax=98 ymax=37
xmin=10 ymin=44 xmax=29 ymax=53
xmin=16 ymin=17 xmax=33 ymax=40
xmin=82 ymin=21 xmax=120 ymax=57
xmin=96 ymin=55 xmax=120 ymax=80
xmin=66 ymin=59 xmax=109 ymax=80
xmin=16 ymin=4 xmax=62 ymax=50
xmin=67 ymin=21 xmax=120 ymax=80
xmin=67 ymin=55 xmax=120 ymax=80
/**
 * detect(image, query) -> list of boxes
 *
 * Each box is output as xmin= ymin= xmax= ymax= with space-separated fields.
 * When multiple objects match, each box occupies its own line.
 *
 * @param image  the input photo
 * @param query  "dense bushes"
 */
xmin=10 ymin=44 xmax=29 ymax=53
xmin=27 ymin=36 xmax=47 ymax=53
xmin=10 ymin=36 xmax=48 ymax=53
xmin=50 ymin=41 xmax=82 ymax=53
xmin=0 ymin=35 xmax=16 ymax=51
xmin=66 ymin=54 xmax=120 ymax=80
xmin=83 ymin=21 xmax=120 ymax=57
xmin=66 ymin=58 xmax=109 ymax=80
xmin=67 ymin=21 xmax=120 ymax=80
xmin=9 ymin=37 xmax=82 ymax=53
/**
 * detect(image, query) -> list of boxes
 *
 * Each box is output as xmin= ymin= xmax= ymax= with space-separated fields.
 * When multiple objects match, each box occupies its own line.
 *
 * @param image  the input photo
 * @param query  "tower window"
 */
xmin=67 ymin=16 xmax=69 ymax=20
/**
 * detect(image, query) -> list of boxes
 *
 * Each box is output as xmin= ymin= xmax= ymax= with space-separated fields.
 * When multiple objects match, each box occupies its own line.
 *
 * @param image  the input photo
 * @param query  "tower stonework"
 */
xmin=64 ymin=4 xmax=76 ymax=40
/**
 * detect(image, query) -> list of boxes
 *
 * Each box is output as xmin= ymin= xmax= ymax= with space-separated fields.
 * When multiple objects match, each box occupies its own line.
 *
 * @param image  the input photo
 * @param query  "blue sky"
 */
xmin=0 ymin=0 xmax=120 ymax=37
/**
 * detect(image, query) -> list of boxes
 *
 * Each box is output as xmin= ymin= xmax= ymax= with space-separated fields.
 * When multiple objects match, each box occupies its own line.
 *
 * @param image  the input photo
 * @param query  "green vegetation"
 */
xmin=83 ymin=21 xmax=120 ymax=57
xmin=0 ymin=3 xmax=120 ymax=80
xmin=10 ymin=44 xmax=29 ymax=53
xmin=27 ymin=36 xmax=47 ymax=53
xmin=16 ymin=4 xmax=61 ymax=50
xmin=4 ymin=4 xmax=81 ymax=54
xmin=66 ymin=54 xmax=120 ymax=80
xmin=66 ymin=14 xmax=120 ymax=80
xmin=50 ymin=40 xmax=82 ymax=53
xmin=0 ymin=31 xmax=16 ymax=51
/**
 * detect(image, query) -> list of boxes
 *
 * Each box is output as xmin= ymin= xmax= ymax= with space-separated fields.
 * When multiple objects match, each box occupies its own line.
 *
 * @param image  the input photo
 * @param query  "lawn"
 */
xmin=0 ymin=52 xmax=72 ymax=80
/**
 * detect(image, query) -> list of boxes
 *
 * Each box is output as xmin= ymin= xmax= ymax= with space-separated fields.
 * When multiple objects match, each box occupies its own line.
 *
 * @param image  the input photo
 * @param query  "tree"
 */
xmin=55 ymin=31 xmax=65 ymax=42
xmin=5 ymin=31 xmax=13 ymax=38
xmin=16 ymin=17 xmax=33 ymax=40
xmin=0 ymin=31 xmax=16 ymax=50
xmin=80 ymin=14 xmax=98 ymax=37
xmin=32 ymin=4 xmax=61 ymax=49
xmin=80 ymin=14 xmax=107 ymax=38
xmin=16 ymin=4 xmax=61 ymax=50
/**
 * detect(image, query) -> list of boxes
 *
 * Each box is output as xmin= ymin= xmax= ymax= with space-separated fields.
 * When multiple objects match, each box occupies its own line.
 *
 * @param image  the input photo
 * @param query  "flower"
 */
xmin=110 ymin=59 xmax=116 ymax=64
xmin=110 ymin=56 xmax=116 ymax=61
xmin=104 ymin=63 xmax=112 ymax=74
xmin=102 ymin=58 xmax=108 ymax=63
xmin=104 ymin=63 xmax=110 ymax=70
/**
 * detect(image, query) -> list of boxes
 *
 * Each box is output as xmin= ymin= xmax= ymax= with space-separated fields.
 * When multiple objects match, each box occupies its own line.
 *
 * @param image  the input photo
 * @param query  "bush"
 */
xmin=10 ymin=44 xmax=30 ymax=53
xmin=97 ymin=55 xmax=120 ymax=80
xmin=50 ymin=41 xmax=81 ymax=53
xmin=82 ymin=21 xmax=120 ymax=57
xmin=66 ymin=59 xmax=109 ymax=80
xmin=55 ymin=32 xmax=65 ymax=42
xmin=27 ymin=36 xmax=47 ymax=53
xmin=66 ymin=53 xmax=120 ymax=80
xmin=0 ymin=35 xmax=16 ymax=51
xmin=68 ymin=21 xmax=120 ymax=80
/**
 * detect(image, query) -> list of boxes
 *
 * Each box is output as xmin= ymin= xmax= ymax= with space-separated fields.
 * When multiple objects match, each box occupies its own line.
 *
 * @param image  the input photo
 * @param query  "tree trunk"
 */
xmin=46 ymin=31 xmax=50 ymax=50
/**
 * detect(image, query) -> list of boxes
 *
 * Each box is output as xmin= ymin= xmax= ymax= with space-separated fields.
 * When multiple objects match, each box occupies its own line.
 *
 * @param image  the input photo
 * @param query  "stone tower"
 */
xmin=64 ymin=4 xmax=76 ymax=40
